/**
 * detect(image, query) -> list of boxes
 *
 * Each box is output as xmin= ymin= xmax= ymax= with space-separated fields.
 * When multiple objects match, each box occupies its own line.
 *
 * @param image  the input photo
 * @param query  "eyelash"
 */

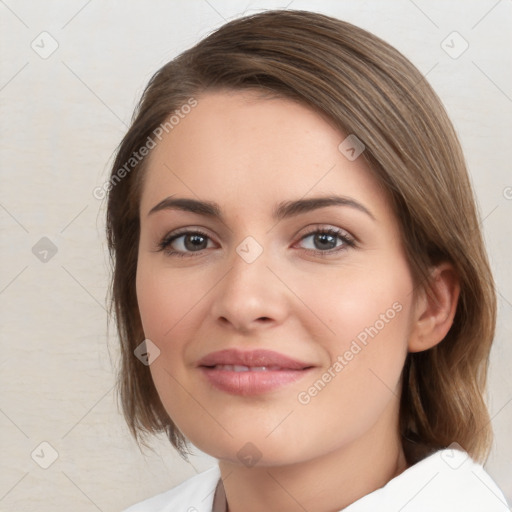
xmin=156 ymin=226 xmax=356 ymax=259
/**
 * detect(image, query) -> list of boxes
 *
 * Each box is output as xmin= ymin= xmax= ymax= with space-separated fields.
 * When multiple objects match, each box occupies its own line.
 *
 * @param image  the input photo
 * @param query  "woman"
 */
xmin=105 ymin=9 xmax=509 ymax=511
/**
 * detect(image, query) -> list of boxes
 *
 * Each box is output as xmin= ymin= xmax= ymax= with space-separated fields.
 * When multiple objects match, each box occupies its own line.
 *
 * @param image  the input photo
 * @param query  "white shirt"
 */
xmin=122 ymin=448 xmax=510 ymax=511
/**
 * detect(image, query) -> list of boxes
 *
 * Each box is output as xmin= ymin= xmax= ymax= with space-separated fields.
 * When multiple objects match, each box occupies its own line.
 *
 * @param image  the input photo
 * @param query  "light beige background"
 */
xmin=1 ymin=0 xmax=510 ymax=510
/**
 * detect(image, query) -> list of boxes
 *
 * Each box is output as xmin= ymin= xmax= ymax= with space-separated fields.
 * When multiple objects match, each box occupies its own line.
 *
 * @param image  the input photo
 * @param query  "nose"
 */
xmin=209 ymin=243 xmax=290 ymax=334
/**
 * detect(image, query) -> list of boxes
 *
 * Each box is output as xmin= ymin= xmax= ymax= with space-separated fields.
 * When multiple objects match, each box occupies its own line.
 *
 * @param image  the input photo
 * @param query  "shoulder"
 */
xmin=122 ymin=465 xmax=221 ymax=512
xmin=345 ymin=448 xmax=510 ymax=511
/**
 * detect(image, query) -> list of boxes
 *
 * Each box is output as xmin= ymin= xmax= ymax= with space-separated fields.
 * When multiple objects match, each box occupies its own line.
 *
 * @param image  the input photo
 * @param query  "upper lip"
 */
xmin=197 ymin=349 xmax=312 ymax=370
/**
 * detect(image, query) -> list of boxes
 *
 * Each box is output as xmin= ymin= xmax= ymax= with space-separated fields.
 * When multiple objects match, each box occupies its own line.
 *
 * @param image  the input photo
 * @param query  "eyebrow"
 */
xmin=147 ymin=195 xmax=376 ymax=222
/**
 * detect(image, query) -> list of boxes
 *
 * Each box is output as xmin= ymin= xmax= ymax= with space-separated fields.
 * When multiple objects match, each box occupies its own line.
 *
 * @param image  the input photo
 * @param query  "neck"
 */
xmin=218 ymin=402 xmax=408 ymax=512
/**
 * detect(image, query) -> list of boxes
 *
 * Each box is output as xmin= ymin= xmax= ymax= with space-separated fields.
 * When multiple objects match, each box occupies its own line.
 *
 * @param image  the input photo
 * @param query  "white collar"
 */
xmin=208 ymin=448 xmax=509 ymax=512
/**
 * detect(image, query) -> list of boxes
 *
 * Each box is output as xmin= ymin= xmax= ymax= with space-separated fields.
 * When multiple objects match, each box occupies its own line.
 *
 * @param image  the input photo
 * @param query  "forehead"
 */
xmin=139 ymin=89 xmax=390 ymax=221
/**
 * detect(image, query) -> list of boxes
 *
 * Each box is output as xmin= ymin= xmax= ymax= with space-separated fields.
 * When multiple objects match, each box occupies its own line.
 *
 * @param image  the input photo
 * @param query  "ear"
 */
xmin=408 ymin=262 xmax=460 ymax=353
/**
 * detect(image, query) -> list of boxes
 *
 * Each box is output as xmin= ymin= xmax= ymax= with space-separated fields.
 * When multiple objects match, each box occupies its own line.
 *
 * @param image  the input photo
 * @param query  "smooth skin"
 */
xmin=136 ymin=89 xmax=460 ymax=512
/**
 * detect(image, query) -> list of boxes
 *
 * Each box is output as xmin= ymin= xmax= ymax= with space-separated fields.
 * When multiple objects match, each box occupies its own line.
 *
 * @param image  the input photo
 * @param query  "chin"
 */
xmin=184 ymin=427 xmax=320 ymax=469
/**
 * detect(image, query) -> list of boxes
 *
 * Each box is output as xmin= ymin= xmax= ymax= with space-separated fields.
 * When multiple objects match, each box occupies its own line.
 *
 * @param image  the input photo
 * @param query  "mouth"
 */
xmin=197 ymin=349 xmax=314 ymax=395
xmin=207 ymin=364 xmax=290 ymax=372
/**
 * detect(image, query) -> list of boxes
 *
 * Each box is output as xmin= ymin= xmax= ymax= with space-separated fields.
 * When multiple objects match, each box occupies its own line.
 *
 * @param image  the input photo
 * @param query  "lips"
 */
xmin=197 ymin=348 xmax=311 ymax=370
xmin=210 ymin=364 xmax=283 ymax=372
xmin=197 ymin=349 xmax=314 ymax=395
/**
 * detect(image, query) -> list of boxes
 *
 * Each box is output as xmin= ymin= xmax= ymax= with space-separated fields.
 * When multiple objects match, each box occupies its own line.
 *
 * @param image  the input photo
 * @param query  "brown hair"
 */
xmin=106 ymin=9 xmax=496 ymax=464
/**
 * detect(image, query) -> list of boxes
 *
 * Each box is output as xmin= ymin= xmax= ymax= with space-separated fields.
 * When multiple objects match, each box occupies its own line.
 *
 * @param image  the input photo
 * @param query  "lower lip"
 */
xmin=199 ymin=367 xmax=312 ymax=395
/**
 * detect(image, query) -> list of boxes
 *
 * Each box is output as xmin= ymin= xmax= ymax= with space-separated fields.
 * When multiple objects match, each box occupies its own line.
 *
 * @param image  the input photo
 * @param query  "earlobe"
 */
xmin=408 ymin=262 xmax=461 ymax=353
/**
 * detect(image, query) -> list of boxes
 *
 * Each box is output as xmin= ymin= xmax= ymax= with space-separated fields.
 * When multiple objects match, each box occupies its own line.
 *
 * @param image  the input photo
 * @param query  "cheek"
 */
xmin=287 ymin=270 xmax=413 ymax=453
xmin=136 ymin=261 xmax=203 ymax=345
xmin=135 ymin=263 xmax=204 ymax=428
xmin=294 ymin=260 xmax=414 ymax=408
xmin=297 ymin=259 xmax=413 ymax=347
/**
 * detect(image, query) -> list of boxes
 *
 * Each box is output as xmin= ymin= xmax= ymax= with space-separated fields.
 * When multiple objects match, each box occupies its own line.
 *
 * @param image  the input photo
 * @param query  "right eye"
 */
xmin=157 ymin=229 xmax=215 ymax=257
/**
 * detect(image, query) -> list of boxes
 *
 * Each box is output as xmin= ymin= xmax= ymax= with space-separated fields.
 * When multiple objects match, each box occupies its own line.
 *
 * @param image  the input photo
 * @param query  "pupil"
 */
xmin=316 ymin=233 xmax=336 ymax=250
xmin=185 ymin=234 xmax=206 ymax=251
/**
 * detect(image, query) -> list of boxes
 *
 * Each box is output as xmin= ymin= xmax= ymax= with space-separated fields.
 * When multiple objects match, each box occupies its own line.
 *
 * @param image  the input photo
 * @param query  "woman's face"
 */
xmin=136 ymin=89 xmax=417 ymax=466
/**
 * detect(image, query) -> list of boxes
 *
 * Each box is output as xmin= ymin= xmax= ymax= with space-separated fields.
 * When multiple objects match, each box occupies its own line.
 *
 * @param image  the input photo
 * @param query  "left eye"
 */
xmin=297 ymin=227 xmax=355 ymax=254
